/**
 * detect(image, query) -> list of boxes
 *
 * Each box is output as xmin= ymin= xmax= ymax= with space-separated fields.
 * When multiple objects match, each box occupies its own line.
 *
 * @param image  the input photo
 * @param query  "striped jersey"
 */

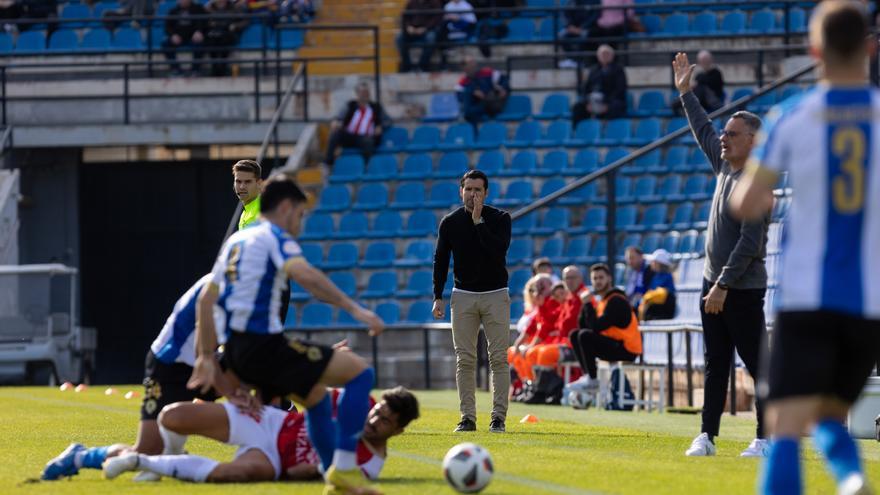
xmin=150 ymin=274 xmax=226 ymax=366
xmin=211 ymin=220 xmax=303 ymax=334
xmin=749 ymin=85 xmax=880 ymax=318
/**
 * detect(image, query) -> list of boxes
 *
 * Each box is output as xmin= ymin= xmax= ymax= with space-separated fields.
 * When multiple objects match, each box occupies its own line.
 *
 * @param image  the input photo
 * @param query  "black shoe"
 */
xmin=489 ymin=418 xmax=505 ymax=433
xmin=454 ymin=418 xmax=476 ymax=432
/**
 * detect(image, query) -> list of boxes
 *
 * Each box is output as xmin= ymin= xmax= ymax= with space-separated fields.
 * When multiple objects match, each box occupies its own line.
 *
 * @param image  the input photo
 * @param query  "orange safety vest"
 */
xmin=596 ymin=292 xmax=642 ymax=355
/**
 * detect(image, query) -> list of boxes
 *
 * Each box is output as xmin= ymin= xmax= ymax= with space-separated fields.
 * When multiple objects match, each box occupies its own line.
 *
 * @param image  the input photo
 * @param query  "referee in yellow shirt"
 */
xmin=233 ymin=159 xmax=263 ymax=230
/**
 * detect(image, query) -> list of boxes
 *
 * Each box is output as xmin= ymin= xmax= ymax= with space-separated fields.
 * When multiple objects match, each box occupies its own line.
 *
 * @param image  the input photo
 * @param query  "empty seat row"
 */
xmin=284 ymin=300 xmax=449 ymax=328
xmin=635 ymin=8 xmax=807 ymax=37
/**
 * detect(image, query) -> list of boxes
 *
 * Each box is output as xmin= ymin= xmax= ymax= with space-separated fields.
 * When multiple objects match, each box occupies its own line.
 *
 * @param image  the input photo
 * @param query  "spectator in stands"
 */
xmin=321 ymin=81 xmax=392 ymax=172
xmin=587 ymin=0 xmax=635 ymax=50
xmin=567 ymin=263 xmax=642 ymax=392
xmin=279 ymin=0 xmax=313 ymax=22
xmin=20 ymin=0 xmax=55 ymax=30
xmin=0 ymin=0 xmax=22 ymax=34
xmin=204 ymin=0 xmax=247 ymax=77
xmin=104 ymin=0 xmax=153 ymax=29
xmin=638 ymin=249 xmax=677 ymax=321
xmin=508 ymin=274 xmax=561 ymax=385
xmin=672 ymin=50 xmax=725 ymax=115
xmin=433 ymin=169 xmax=512 ymax=433
xmin=531 ymin=256 xmax=561 ymax=283
xmin=440 ymin=0 xmax=477 ymax=42
xmin=163 ymin=0 xmax=208 ymax=76
xmin=624 ymin=246 xmax=653 ymax=308
xmin=674 ymin=51 xmax=770 ymax=458
xmin=398 ymin=0 xmax=444 ymax=73
xmin=456 ymin=56 xmax=510 ymax=125
xmin=516 ymin=276 xmax=540 ymax=335
xmin=571 ymin=44 xmax=627 ymax=126
xmin=558 ymin=0 xmax=601 ymax=69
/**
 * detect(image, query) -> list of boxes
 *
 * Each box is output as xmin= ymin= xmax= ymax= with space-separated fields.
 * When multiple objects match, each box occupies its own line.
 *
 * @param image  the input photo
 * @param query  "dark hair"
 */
xmin=590 ymin=263 xmax=612 ymax=276
xmin=260 ymin=175 xmax=307 ymax=213
xmin=232 ymin=159 xmax=262 ymax=178
xmin=813 ymin=0 xmax=868 ymax=63
xmin=460 ymin=169 xmax=489 ymax=191
xmin=624 ymin=246 xmax=643 ymax=256
xmin=531 ymin=257 xmax=552 ymax=273
xmin=730 ymin=111 xmax=762 ymax=133
xmin=381 ymin=386 xmax=420 ymax=429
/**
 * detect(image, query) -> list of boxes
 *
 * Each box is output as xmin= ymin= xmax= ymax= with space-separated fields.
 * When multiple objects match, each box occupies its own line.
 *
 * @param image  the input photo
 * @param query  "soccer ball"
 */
xmin=568 ymin=389 xmax=594 ymax=410
xmin=442 ymin=442 xmax=494 ymax=493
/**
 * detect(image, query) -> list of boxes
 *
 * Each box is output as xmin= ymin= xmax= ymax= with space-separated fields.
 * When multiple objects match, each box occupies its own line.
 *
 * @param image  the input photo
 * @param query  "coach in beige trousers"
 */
xmin=432 ymin=170 xmax=512 ymax=434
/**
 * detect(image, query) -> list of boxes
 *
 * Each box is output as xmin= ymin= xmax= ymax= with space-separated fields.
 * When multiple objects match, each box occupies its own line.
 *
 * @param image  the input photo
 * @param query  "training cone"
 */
xmin=124 ymin=391 xmax=139 ymax=400
xmin=74 ymin=384 xmax=88 ymax=393
xmin=520 ymin=414 xmax=539 ymax=424
xmin=104 ymin=387 xmax=118 ymax=396
xmin=59 ymin=382 xmax=74 ymax=392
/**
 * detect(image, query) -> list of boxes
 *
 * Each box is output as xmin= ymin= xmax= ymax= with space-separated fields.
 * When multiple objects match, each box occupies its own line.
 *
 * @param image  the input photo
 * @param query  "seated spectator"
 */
xmin=242 ymin=0 xmax=279 ymax=23
xmin=571 ymin=44 xmax=627 ymax=125
xmin=204 ymin=0 xmax=248 ymax=76
xmin=280 ymin=0 xmax=314 ymax=22
xmin=689 ymin=50 xmax=725 ymax=114
xmin=557 ymin=0 xmax=600 ymax=69
xmin=567 ymin=263 xmax=642 ymax=392
xmin=0 ymin=0 xmax=22 ymax=34
xmin=20 ymin=0 xmax=55 ymax=30
xmin=163 ymin=0 xmax=208 ymax=76
xmin=623 ymin=246 xmax=654 ymax=308
xmin=322 ymin=81 xmax=392 ymax=171
xmin=638 ymin=249 xmax=677 ymax=321
xmin=456 ymin=56 xmax=510 ymax=125
xmin=508 ymin=274 xmax=561 ymax=385
xmin=397 ymin=0 xmax=444 ymax=73
xmin=531 ymin=256 xmax=561 ymax=284
xmin=587 ymin=0 xmax=635 ymax=50
xmin=440 ymin=0 xmax=476 ymax=42
xmin=516 ymin=276 xmax=540 ymax=335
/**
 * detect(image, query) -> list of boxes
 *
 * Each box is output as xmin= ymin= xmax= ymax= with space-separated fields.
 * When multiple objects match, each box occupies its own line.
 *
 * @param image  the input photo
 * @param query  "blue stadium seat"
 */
xmin=361 ymin=271 xmax=398 ymax=299
xmin=336 ymin=308 xmax=364 ymax=327
xmin=507 ymin=238 xmax=534 ymax=265
xmin=630 ymin=176 xmax=657 ymax=202
xmin=597 ymin=119 xmax=631 ymax=146
xmin=535 ymin=93 xmax=571 ymax=120
xmin=400 ymin=154 xmax=433 ymax=180
xmin=677 ymin=230 xmax=699 ymax=256
xmin=693 ymin=201 xmax=711 ymax=229
xmin=661 ymin=231 xmax=680 ymax=253
xmin=275 ymin=27 xmax=304 ymax=49
xmin=390 ymin=182 xmax=425 ymax=210
xmin=323 ymin=243 xmax=358 ymax=270
xmin=301 ymin=213 xmax=334 ymax=241
xmin=536 ymin=17 xmax=555 ymax=40
xmin=603 ymin=147 xmax=631 ymax=168
xmin=619 ymin=233 xmax=642 ymax=255
xmin=539 ymin=237 xmax=565 ymax=264
xmin=238 ymin=24 xmax=270 ymax=49
xmin=667 ymin=117 xmax=694 ymax=144
xmin=720 ymin=11 xmax=747 ymax=34
xmin=731 ymin=87 xmax=755 ymax=103
xmin=506 ymin=18 xmax=536 ymax=41
xmin=149 ymin=26 xmax=165 ymax=49
xmin=569 ymin=149 xmax=599 ymax=175
xmin=625 ymin=118 xmax=661 ymax=146
xmin=334 ymin=212 xmax=369 ymax=239
xmin=404 ymin=300 xmax=433 ymax=323
xmin=0 ymin=33 xmax=11 ymax=53
xmin=497 ymin=94 xmax=532 ymax=121
xmin=442 ymin=276 xmax=453 ymax=299
xmin=61 ymin=3 xmax=91 ymax=28
xmin=586 ymin=235 xmax=608 ymax=263
xmin=283 ymin=303 xmax=298 ymax=327
xmin=329 ymin=155 xmax=364 ymax=183
xmin=300 ymin=243 xmax=323 ymax=268
xmin=436 ymin=152 xmax=469 ymax=179
xmin=364 ymin=154 xmax=397 ymax=182
xmin=533 ymin=208 xmax=570 ymax=236
xmin=608 ymin=176 xmax=633 ymax=203
xmin=504 ymin=120 xmax=541 ymax=148
xmin=112 ymin=27 xmax=144 ymax=51
xmin=695 ymin=231 xmax=707 ymax=254
xmin=330 ymin=272 xmax=357 ymax=298
xmin=508 ymin=269 xmax=531 ymax=296
xmin=691 ymin=12 xmax=717 ymax=34
xmin=474 ymin=122 xmax=507 ymax=150
xmin=426 ymin=182 xmax=459 ymax=208
xmin=534 ymin=119 xmax=571 ymax=147
xmin=652 ymin=174 xmax=683 ymax=202
xmin=749 ymin=9 xmax=778 ymax=33
xmin=394 ymin=239 xmax=434 ymax=267
xmin=154 ymin=0 xmax=176 ymax=26
xmin=787 ymin=7 xmax=806 ymax=32
xmin=437 ymin=123 xmax=474 ymax=151
xmin=15 ymin=30 xmax=46 ymax=53
xmin=683 ymin=175 xmax=710 ymax=201
xmin=641 ymin=232 xmax=661 ymax=254
xmin=301 ymin=303 xmax=333 ymax=328
xmin=685 ymin=147 xmax=709 ymax=173
xmin=615 ymin=205 xmax=638 ymax=231
xmin=559 ymin=182 xmax=597 ymax=206
xmin=574 ymin=206 xmax=607 ymax=234
xmin=316 ymin=185 xmax=351 ymax=212
xmin=501 ymin=150 xmax=537 ymax=177
xmin=476 ymin=150 xmax=504 ymax=176
xmin=524 ymin=0 xmax=554 ymax=16
xmin=424 ymin=93 xmax=460 ymax=122
xmin=495 ymin=180 xmax=533 ymax=207
xmin=407 ymin=125 xmax=441 ymax=152
xmin=750 ymin=90 xmax=777 ymax=112
xmin=633 ymin=91 xmax=670 ymax=117
xmin=535 ymin=151 xmax=565 ymax=177
xmin=510 ymin=300 xmax=524 ymax=321
xmin=352 ymin=183 xmax=388 ymax=211
xmin=632 ymin=204 xmax=668 ymax=232
xmin=398 ymin=210 xmax=437 ymax=238
xmin=637 ymin=149 xmax=664 ymax=174
xmin=661 ymin=14 xmax=688 ymax=35
xmin=663 ymin=146 xmax=688 ymax=172
xmin=564 ymin=119 xmax=600 ymax=147
xmin=48 ymin=29 xmax=79 ymax=51
xmin=376 ymin=302 xmax=401 ymax=324
xmin=93 ymin=2 xmax=120 ymax=18
xmin=360 ymin=241 xmax=396 ymax=269
xmin=378 ymin=126 xmax=408 ymax=153
xmin=670 ymin=202 xmax=695 ymax=229
xmin=367 ymin=211 xmax=403 ymax=238
xmin=560 ymin=236 xmax=590 ymax=264
xmin=511 ymin=212 xmax=536 ymax=235
xmin=637 ymin=14 xmax=662 ymax=36
xmin=398 ymin=270 xmax=433 ymax=299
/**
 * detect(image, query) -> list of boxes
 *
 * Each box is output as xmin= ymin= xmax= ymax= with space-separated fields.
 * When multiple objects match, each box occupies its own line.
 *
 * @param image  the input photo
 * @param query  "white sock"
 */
xmin=158 ymin=423 xmax=188 ymax=455
xmin=137 ymin=454 xmax=219 ymax=482
xmin=332 ymin=450 xmax=357 ymax=471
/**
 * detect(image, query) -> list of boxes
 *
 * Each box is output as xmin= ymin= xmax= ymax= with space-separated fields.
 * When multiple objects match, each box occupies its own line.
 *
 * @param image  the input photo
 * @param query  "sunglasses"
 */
xmin=720 ymin=130 xmax=753 ymax=138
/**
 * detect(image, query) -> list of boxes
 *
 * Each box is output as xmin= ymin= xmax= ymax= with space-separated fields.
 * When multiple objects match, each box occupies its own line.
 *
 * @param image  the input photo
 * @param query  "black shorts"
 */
xmin=763 ymin=311 xmax=880 ymax=404
xmin=141 ymin=351 xmax=218 ymax=421
xmin=224 ymin=331 xmax=334 ymax=400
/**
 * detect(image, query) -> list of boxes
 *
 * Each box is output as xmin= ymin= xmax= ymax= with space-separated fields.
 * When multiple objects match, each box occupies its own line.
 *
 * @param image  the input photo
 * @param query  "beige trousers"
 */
xmin=450 ymin=289 xmax=511 ymax=423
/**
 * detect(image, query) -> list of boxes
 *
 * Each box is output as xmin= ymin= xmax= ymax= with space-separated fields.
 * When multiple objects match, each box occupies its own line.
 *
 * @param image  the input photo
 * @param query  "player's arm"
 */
xmin=730 ymin=161 xmax=777 ymax=221
xmin=283 ymin=463 xmax=321 ymax=481
xmin=189 ymin=283 xmax=222 ymax=394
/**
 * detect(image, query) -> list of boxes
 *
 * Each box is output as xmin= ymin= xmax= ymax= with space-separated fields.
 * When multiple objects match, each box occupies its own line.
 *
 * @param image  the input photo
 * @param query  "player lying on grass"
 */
xmin=102 ymin=386 xmax=419 ymax=484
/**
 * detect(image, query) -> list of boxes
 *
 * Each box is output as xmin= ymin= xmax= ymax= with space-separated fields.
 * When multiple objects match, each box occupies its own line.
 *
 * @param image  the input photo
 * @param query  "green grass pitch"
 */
xmin=2 ymin=386 xmax=880 ymax=494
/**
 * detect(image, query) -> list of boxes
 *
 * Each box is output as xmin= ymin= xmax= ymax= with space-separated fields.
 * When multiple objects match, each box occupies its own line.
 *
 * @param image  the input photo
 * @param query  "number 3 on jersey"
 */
xmin=832 ymin=126 xmax=867 ymax=214
xmin=226 ymin=243 xmax=243 ymax=283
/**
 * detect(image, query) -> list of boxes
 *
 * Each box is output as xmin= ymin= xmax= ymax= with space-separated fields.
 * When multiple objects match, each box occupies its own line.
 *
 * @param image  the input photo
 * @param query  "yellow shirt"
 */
xmin=238 ymin=196 xmax=261 ymax=230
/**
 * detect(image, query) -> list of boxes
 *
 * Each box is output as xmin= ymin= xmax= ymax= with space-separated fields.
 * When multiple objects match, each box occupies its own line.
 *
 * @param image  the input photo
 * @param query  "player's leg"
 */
xmin=103 ymin=452 xmax=220 ymax=482
xmin=481 ymin=290 xmax=511 ymax=429
xmin=205 ymin=450 xmax=276 ymax=482
xmin=450 ymin=291 xmax=482 ymax=426
xmin=158 ymin=401 xmax=231 ymax=443
xmin=698 ymin=278 xmax=734 ymax=447
xmin=761 ymin=397 xmax=817 ymax=495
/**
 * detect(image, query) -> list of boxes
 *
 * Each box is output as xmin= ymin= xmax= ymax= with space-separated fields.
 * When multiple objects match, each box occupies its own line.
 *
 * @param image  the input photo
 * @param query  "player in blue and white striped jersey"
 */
xmin=731 ymin=2 xmax=880 ymax=494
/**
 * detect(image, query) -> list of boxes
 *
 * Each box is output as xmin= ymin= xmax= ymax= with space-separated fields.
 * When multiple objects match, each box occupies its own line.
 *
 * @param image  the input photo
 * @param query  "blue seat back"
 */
xmin=477 ymin=151 xmax=504 ymax=175
xmin=691 ymin=12 xmax=717 ymax=34
xmin=364 ymin=241 xmax=395 ymax=262
xmin=662 ymin=14 xmax=688 ymax=34
xmin=318 ymin=185 xmax=351 ymax=210
xmin=437 ymin=152 xmax=469 ymax=176
xmin=376 ymin=302 xmax=401 ymax=324
xmin=478 ymin=122 xmax=507 ymax=144
xmin=301 ymin=303 xmax=333 ymax=327
xmin=339 ymin=211 xmax=369 ymax=234
xmin=721 ymin=11 xmax=746 ymax=33
xmin=380 ymin=126 xmax=408 ymax=150
xmin=539 ymin=178 xmax=566 ymax=197
xmin=443 ymin=123 xmax=474 ymax=146
xmin=373 ymin=211 xmax=403 ymax=233
xmin=113 ymin=27 xmax=144 ymax=50
xmin=48 ymin=29 xmax=79 ymax=51
xmin=330 ymin=272 xmax=357 ymax=297
xmin=512 ymin=120 xmax=541 ymax=141
xmin=16 ymin=30 xmax=46 ymax=52
xmin=539 ymin=93 xmax=570 ymax=117
xmin=427 ymin=93 xmax=460 ymax=120
xmin=366 ymin=154 xmax=397 ymax=177
xmin=394 ymin=182 xmax=425 ymax=204
xmin=506 ymin=18 xmax=536 ymax=40
xmin=401 ymin=154 xmax=432 ymax=177
xmin=509 ymin=151 xmax=537 ymax=174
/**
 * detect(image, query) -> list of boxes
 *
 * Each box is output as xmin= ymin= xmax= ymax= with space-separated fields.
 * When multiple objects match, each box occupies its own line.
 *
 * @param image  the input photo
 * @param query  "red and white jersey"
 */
xmin=346 ymin=105 xmax=375 ymax=136
xmin=277 ymin=390 xmax=384 ymax=480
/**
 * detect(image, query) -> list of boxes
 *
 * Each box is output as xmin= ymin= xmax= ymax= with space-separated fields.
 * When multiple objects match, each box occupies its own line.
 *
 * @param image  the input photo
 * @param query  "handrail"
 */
xmin=0 ymin=126 xmax=12 ymax=156
xmin=222 ymin=63 xmax=305 ymax=242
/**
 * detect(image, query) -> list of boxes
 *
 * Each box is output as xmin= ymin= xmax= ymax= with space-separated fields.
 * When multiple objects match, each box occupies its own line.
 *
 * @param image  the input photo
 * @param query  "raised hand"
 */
xmin=673 ymin=52 xmax=696 ymax=95
xmin=471 ymin=190 xmax=484 ymax=224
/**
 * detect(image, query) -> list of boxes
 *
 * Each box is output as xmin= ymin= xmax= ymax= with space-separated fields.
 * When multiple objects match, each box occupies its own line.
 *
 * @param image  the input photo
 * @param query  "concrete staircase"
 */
xmin=298 ymin=0 xmax=404 ymax=75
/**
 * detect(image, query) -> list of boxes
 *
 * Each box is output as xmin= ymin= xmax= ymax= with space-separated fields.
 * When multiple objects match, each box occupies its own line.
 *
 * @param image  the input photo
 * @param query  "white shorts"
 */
xmin=223 ymin=402 xmax=286 ymax=479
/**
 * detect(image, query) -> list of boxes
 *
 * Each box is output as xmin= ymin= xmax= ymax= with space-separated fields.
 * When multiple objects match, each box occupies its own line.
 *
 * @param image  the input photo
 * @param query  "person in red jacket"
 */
xmin=530 ymin=266 xmax=594 ymax=373
xmin=507 ymin=274 xmax=560 ymax=382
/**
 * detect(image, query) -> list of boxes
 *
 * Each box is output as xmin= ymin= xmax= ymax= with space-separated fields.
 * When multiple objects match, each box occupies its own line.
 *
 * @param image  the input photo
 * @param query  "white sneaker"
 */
xmin=739 ymin=438 xmax=769 ymax=457
xmin=839 ymin=473 xmax=874 ymax=495
xmin=685 ymin=433 xmax=717 ymax=456
xmin=568 ymin=376 xmax=599 ymax=392
xmin=132 ymin=470 xmax=161 ymax=482
xmin=102 ymin=453 xmax=139 ymax=480
xmin=557 ymin=58 xmax=578 ymax=69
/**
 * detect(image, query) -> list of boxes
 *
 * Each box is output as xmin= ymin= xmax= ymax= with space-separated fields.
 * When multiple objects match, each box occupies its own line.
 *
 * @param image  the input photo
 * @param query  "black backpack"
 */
xmin=605 ymin=368 xmax=635 ymax=411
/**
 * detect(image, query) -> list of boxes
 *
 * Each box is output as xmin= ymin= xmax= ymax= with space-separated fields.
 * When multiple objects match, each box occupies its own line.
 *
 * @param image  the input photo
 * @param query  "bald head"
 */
xmin=562 ymin=265 xmax=583 ymax=292
xmin=697 ymin=50 xmax=713 ymax=70
xmin=597 ymin=44 xmax=615 ymax=66
xmin=463 ymin=56 xmax=478 ymax=77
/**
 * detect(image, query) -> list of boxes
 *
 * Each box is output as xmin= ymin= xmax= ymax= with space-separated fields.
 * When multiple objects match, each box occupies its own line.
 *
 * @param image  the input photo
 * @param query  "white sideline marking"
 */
xmin=0 ymin=391 xmax=136 ymax=415
xmin=391 ymin=450 xmax=605 ymax=495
